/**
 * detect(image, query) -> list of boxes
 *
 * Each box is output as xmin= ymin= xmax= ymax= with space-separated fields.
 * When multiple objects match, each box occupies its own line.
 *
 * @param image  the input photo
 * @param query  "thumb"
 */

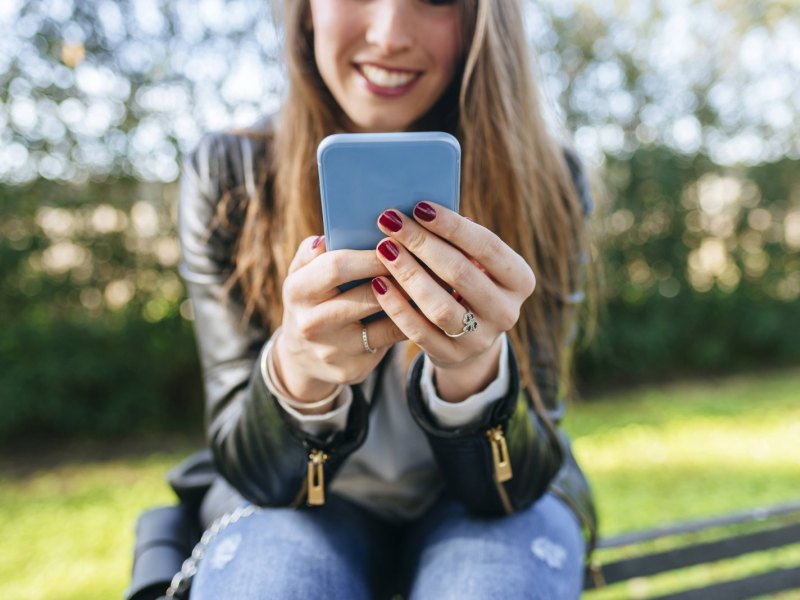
xmin=288 ymin=235 xmax=326 ymax=274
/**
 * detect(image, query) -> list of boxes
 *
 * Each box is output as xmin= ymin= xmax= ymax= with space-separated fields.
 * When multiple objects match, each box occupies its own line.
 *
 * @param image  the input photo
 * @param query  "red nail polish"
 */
xmin=372 ymin=277 xmax=388 ymax=295
xmin=379 ymin=210 xmax=403 ymax=232
xmin=452 ymin=290 xmax=463 ymax=303
xmin=312 ymin=236 xmax=322 ymax=249
xmin=414 ymin=202 xmax=436 ymax=222
xmin=378 ymin=239 xmax=399 ymax=261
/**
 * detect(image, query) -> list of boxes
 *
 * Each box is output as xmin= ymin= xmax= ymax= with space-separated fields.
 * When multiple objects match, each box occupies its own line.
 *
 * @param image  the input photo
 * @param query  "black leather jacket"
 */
xmin=178 ymin=122 xmax=598 ymax=552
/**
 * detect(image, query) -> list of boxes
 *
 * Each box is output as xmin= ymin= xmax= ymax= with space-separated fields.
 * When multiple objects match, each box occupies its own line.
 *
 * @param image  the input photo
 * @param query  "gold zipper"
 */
xmin=290 ymin=477 xmax=308 ymax=508
xmin=487 ymin=425 xmax=513 ymax=482
xmin=306 ymin=449 xmax=328 ymax=506
xmin=486 ymin=425 xmax=514 ymax=514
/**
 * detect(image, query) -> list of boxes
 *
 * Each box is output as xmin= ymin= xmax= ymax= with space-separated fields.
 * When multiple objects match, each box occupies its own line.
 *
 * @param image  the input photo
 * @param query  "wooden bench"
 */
xmin=583 ymin=499 xmax=800 ymax=599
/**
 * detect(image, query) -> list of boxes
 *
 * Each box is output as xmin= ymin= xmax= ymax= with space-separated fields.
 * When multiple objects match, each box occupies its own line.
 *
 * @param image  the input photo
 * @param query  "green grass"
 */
xmin=567 ymin=368 xmax=800 ymax=533
xmin=0 ymin=369 xmax=799 ymax=600
xmin=566 ymin=369 xmax=800 ymax=599
xmin=0 ymin=442 xmax=196 ymax=600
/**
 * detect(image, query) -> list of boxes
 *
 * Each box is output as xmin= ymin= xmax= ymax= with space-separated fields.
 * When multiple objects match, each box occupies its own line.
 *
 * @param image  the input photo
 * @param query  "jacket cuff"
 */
xmin=407 ymin=336 xmax=565 ymax=516
xmin=218 ymin=361 xmax=369 ymax=507
xmin=248 ymin=341 xmax=372 ymax=457
xmin=274 ymin=391 xmax=352 ymax=438
xmin=259 ymin=337 xmax=352 ymax=438
xmin=420 ymin=332 xmax=510 ymax=429
xmin=408 ymin=335 xmax=519 ymax=438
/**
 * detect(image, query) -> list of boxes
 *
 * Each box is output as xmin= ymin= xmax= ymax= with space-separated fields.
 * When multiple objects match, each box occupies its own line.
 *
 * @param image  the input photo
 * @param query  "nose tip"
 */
xmin=366 ymin=5 xmax=414 ymax=54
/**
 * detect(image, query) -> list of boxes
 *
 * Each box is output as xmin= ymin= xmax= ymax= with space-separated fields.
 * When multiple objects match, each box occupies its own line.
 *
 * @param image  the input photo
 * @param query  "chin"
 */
xmin=348 ymin=110 xmax=416 ymax=133
xmin=360 ymin=119 xmax=410 ymax=133
xmin=369 ymin=122 xmax=408 ymax=133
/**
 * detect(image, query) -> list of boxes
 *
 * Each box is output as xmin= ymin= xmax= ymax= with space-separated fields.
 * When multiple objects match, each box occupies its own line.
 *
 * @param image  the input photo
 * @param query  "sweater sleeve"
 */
xmin=419 ymin=332 xmax=510 ymax=428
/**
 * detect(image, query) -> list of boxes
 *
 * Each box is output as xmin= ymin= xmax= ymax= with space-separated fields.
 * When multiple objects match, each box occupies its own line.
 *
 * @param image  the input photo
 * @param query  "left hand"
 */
xmin=371 ymin=202 xmax=536 ymax=401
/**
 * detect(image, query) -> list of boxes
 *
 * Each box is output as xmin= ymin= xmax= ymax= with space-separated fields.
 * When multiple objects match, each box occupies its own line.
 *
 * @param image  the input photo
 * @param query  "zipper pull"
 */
xmin=487 ymin=425 xmax=513 ymax=483
xmin=306 ymin=449 xmax=328 ymax=506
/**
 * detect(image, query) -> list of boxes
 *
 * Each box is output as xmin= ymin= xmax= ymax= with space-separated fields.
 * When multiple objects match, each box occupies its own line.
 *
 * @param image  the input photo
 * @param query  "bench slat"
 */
xmin=650 ymin=565 xmax=800 ymax=600
xmin=587 ymin=521 xmax=800 ymax=587
xmin=598 ymin=500 xmax=800 ymax=549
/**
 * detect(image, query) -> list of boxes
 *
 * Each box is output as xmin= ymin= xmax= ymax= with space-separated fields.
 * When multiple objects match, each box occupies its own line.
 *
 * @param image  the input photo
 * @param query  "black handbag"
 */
xmin=126 ymin=450 xmax=217 ymax=600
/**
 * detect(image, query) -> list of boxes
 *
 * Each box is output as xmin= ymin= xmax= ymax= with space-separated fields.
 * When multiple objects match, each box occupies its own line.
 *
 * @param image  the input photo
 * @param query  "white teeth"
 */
xmin=361 ymin=64 xmax=417 ymax=88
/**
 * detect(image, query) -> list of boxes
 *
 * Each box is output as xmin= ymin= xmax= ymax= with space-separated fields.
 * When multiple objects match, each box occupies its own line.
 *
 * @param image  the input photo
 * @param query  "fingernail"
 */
xmin=379 ymin=210 xmax=403 ymax=233
xmin=414 ymin=202 xmax=436 ymax=222
xmin=372 ymin=277 xmax=388 ymax=295
xmin=452 ymin=290 xmax=463 ymax=303
xmin=312 ymin=236 xmax=323 ymax=249
xmin=378 ymin=239 xmax=399 ymax=261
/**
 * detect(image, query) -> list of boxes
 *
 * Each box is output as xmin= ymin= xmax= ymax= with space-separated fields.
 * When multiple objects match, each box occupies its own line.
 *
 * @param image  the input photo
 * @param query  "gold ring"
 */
xmin=361 ymin=325 xmax=376 ymax=354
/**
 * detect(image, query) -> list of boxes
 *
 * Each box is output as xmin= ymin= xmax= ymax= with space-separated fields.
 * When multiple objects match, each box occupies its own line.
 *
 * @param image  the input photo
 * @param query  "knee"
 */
xmin=406 ymin=495 xmax=585 ymax=600
xmin=191 ymin=511 xmax=372 ymax=600
xmin=409 ymin=538 xmax=583 ymax=600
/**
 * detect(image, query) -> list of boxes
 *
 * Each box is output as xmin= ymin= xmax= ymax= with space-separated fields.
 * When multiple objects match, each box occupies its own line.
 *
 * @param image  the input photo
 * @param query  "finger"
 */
xmin=373 ymin=239 xmax=485 ymax=345
xmin=291 ymin=248 xmax=390 ymax=300
xmin=370 ymin=276 xmax=461 ymax=357
xmin=357 ymin=316 xmax=407 ymax=353
xmin=288 ymin=235 xmax=326 ymax=275
xmin=459 ymin=248 xmax=489 ymax=275
xmin=411 ymin=201 xmax=535 ymax=295
xmin=376 ymin=211 xmax=498 ymax=312
xmin=316 ymin=280 xmax=386 ymax=323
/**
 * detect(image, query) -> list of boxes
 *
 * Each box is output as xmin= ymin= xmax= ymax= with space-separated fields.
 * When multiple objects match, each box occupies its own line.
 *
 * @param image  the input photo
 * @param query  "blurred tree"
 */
xmin=528 ymin=1 xmax=800 ymax=383
xmin=0 ymin=0 xmax=282 ymax=182
xmin=1 ymin=1 xmax=797 ymax=182
xmin=0 ymin=178 xmax=202 ymax=439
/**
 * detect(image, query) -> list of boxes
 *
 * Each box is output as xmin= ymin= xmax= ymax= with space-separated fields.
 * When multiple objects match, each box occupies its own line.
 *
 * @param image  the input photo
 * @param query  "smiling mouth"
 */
xmin=357 ymin=64 xmax=422 ymax=88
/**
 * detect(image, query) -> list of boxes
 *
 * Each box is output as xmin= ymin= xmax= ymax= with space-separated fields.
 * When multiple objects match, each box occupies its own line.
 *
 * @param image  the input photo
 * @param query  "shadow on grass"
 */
xmin=0 ymin=433 xmax=204 ymax=479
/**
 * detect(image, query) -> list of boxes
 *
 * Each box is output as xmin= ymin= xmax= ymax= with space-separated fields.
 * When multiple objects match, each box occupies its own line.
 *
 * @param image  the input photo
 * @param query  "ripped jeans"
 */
xmin=190 ymin=491 xmax=585 ymax=600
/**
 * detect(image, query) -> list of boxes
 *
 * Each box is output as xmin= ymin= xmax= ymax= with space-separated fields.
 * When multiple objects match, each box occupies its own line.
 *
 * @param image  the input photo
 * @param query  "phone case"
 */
xmin=318 ymin=131 xmax=461 ymax=253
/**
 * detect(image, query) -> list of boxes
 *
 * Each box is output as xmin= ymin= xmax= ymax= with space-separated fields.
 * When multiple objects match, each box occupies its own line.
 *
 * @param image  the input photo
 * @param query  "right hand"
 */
xmin=272 ymin=235 xmax=407 ymax=405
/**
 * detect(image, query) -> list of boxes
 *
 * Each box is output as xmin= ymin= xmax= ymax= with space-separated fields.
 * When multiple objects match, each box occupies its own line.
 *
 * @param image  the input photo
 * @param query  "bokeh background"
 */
xmin=1 ymin=1 xmax=798 ymax=599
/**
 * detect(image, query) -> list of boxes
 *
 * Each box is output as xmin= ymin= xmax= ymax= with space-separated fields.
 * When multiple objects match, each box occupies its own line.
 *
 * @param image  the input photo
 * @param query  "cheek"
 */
xmin=310 ymin=3 xmax=347 ymax=66
xmin=313 ymin=16 xmax=362 ymax=87
xmin=431 ymin=22 xmax=463 ymax=80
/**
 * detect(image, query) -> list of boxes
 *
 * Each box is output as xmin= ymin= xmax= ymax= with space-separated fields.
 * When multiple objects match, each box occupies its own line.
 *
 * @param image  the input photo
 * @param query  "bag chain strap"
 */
xmin=165 ymin=504 xmax=260 ymax=598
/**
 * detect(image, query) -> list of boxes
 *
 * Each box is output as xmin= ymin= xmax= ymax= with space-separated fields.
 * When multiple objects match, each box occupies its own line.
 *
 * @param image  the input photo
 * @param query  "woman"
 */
xmin=178 ymin=0 xmax=596 ymax=598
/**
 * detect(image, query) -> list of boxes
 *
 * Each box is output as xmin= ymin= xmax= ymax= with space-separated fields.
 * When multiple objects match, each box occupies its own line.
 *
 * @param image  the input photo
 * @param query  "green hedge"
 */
xmin=579 ymin=290 xmax=800 ymax=385
xmin=1 ymin=148 xmax=799 ymax=440
xmin=577 ymin=148 xmax=800 ymax=385
xmin=0 ymin=179 xmax=202 ymax=440
xmin=0 ymin=315 xmax=201 ymax=439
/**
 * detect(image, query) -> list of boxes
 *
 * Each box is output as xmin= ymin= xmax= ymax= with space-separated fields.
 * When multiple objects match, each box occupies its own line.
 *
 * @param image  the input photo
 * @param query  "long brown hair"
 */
xmin=218 ymin=0 xmax=588 ymax=412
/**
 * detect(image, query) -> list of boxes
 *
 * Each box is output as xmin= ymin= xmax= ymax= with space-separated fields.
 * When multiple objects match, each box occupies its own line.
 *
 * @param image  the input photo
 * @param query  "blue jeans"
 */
xmin=191 ymin=491 xmax=585 ymax=599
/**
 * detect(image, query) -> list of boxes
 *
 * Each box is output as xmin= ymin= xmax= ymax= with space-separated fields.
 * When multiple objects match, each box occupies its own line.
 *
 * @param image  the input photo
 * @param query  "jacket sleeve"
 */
xmin=178 ymin=132 xmax=371 ymax=507
xmin=407 ymin=339 xmax=564 ymax=516
xmin=406 ymin=150 xmax=595 ymax=518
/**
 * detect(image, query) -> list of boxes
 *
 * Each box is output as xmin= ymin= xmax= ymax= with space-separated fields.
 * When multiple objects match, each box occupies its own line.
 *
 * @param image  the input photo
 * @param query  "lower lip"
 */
xmin=356 ymin=66 xmax=421 ymax=98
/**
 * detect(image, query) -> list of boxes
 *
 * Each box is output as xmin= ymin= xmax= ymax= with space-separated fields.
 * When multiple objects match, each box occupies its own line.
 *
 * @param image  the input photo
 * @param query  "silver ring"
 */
xmin=361 ymin=325 xmax=376 ymax=354
xmin=443 ymin=309 xmax=479 ymax=338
